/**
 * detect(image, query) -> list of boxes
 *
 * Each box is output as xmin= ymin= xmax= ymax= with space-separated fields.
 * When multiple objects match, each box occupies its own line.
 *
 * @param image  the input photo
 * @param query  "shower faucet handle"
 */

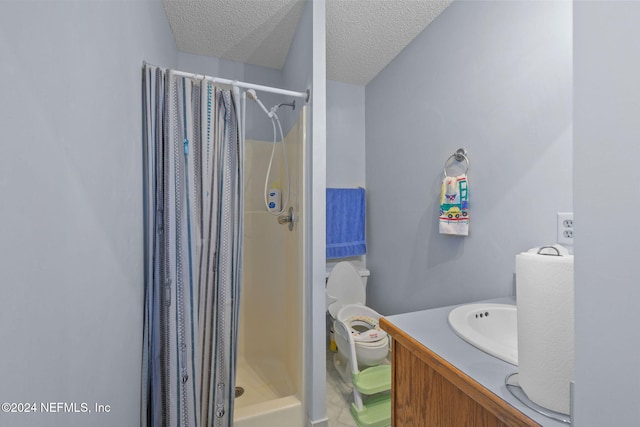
xmin=277 ymin=214 xmax=291 ymax=224
xmin=277 ymin=207 xmax=296 ymax=231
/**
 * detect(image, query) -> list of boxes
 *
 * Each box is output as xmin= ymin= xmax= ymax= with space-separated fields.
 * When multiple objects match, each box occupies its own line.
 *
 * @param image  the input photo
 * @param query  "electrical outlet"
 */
xmin=557 ymin=212 xmax=574 ymax=245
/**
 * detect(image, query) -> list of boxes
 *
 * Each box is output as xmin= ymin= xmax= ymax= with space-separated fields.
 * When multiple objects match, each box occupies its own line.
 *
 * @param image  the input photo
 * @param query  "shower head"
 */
xmin=246 ymin=89 xmax=273 ymax=118
xmin=246 ymin=89 xmax=258 ymax=101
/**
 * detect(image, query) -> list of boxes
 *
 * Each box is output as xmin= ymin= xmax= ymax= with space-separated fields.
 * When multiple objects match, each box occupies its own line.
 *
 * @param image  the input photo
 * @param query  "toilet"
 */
xmin=326 ymin=262 xmax=389 ymax=377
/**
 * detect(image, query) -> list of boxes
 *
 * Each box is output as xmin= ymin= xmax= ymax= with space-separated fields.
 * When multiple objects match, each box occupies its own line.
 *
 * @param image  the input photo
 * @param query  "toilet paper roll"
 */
xmin=516 ymin=247 xmax=574 ymax=415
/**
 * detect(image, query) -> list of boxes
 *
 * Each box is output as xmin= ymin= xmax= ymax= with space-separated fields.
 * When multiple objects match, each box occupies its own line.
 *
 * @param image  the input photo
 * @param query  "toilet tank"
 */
xmin=325 ymin=261 xmax=370 ymax=291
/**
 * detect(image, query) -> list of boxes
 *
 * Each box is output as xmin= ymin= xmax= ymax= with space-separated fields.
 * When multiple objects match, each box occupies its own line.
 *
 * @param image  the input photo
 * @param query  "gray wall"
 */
xmin=365 ymin=0 xmax=573 ymax=315
xmin=0 ymin=1 xmax=177 ymax=426
xmin=282 ymin=0 xmax=313 ymax=138
xmin=327 ymin=80 xmax=366 ymax=188
xmin=574 ymin=2 xmax=640 ymax=424
xmin=281 ymin=1 xmax=328 ymax=424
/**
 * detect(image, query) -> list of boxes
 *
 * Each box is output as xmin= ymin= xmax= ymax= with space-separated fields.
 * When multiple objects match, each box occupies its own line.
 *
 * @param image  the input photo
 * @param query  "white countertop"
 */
xmin=384 ymin=296 xmax=566 ymax=427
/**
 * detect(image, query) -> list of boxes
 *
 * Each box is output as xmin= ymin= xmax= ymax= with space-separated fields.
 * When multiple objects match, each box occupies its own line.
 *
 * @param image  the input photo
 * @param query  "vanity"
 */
xmin=379 ymin=297 xmax=566 ymax=427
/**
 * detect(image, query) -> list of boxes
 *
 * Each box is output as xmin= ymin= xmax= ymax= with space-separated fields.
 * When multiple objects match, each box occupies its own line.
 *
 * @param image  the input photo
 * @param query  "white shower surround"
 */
xmin=235 ymin=109 xmax=306 ymax=427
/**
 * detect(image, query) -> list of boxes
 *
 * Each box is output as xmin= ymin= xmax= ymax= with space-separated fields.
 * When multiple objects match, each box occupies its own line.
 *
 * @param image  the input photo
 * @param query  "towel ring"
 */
xmin=443 ymin=148 xmax=470 ymax=177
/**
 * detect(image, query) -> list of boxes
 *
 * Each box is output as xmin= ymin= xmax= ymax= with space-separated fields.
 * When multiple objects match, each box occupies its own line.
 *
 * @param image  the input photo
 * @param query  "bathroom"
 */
xmin=0 ymin=1 xmax=638 ymax=426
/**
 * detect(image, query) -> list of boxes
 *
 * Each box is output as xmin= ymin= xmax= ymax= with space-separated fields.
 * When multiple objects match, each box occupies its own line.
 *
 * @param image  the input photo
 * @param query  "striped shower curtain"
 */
xmin=141 ymin=65 xmax=243 ymax=427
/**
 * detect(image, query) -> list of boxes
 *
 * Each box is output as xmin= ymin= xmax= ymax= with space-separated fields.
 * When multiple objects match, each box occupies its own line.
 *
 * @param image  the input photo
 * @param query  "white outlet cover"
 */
xmin=557 ymin=212 xmax=574 ymax=245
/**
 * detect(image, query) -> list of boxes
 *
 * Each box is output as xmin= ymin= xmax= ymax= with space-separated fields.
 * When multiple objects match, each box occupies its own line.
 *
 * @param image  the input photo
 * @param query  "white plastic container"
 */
xmin=267 ymin=184 xmax=281 ymax=212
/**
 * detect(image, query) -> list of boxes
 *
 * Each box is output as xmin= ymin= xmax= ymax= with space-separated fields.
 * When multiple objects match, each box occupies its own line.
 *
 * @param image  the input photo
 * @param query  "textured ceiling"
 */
xmin=163 ymin=0 xmax=305 ymax=70
xmin=163 ymin=0 xmax=453 ymax=86
xmin=327 ymin=0 xmax=453 ymax=84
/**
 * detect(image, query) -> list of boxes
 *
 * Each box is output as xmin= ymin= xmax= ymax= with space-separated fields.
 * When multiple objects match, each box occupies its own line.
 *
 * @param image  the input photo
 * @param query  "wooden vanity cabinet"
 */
xmin=379 ymin=318 xmax=540 ymax=427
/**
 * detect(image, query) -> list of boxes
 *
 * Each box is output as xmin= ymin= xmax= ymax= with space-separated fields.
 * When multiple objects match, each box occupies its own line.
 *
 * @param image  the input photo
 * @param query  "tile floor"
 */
xmin=326 ymin=343 xmax=359 ymax=427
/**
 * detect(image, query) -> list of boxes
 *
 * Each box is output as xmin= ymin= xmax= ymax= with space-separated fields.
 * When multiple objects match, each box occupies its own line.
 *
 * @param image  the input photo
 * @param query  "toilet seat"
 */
xmin=336 ymin=304 xmax=388 ymax=343
xmin=326 ymin=261 xmax=366 ymax=318
xmin=341 ymin=314 xmax=386 ymax=343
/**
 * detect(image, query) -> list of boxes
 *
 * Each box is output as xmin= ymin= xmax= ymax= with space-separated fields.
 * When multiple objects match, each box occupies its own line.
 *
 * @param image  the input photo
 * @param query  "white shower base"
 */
xmin=234 ymin=356 xmax=303 ymax=427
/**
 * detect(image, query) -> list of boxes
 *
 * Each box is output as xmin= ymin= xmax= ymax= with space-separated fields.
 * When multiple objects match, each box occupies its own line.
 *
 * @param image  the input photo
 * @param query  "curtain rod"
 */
xmin=144 ymin=61 xmax=310 ymax=103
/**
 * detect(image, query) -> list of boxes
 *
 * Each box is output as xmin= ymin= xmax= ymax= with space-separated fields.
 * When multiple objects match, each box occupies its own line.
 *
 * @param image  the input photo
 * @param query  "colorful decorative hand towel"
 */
xmin=439 ymin=174 xmax=469 ymax=236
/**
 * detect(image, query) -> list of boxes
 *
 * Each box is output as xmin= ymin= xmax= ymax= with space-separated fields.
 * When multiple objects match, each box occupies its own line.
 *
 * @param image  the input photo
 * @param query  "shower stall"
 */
xmin=142 ymin=64 xmax=308 ymax=427
xmin=234 ymin=107 xmax=306 ymax=427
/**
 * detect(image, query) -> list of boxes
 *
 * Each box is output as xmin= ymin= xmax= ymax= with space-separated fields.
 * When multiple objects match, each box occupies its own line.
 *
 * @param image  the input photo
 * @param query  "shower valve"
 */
xmin=277 ymin=207 xmax=296 ymax=231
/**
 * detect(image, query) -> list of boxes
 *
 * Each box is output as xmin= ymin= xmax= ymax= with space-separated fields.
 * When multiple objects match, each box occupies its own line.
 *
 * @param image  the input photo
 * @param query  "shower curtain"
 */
xmin=141 ymin=65 xmax=243 ymax=427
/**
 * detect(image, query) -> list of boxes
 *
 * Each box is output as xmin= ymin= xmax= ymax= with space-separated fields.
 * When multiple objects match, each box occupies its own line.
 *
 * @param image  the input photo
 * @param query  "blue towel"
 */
xmin=326 ymin=188 xmax=367 ymax=259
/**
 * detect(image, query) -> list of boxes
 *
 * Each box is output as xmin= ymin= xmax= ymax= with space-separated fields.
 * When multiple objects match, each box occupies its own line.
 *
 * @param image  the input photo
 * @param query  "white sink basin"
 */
xmin=448 ymin=303 xmax=518 ymax=366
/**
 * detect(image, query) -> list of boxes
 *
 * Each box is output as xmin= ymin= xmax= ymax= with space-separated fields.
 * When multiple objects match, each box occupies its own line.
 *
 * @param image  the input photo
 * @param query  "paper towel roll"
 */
xmin=516 ymin=247 xmax=574 ymax=415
